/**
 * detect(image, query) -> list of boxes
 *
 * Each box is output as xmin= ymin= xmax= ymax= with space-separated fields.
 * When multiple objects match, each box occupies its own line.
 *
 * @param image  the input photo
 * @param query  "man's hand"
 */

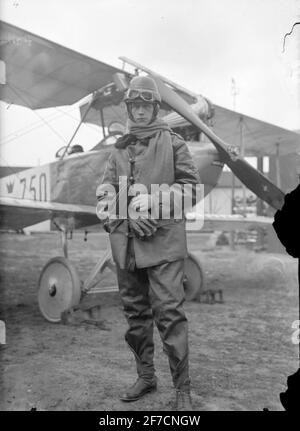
xmin=130 ymin=194 xmax=152 ymax=212
xmin=129 ymin=217 xmax=158 ymax=240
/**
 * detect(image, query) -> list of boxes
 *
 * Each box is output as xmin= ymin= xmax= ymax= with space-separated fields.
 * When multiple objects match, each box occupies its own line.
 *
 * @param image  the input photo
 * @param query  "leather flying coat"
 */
xmin=97 ymin=131 xmax=200 ymax=268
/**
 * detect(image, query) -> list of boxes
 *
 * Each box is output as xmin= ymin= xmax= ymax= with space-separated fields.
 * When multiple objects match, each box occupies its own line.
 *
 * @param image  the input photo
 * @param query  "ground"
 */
xmin=0 ymin=231 xmax=298 ymax=411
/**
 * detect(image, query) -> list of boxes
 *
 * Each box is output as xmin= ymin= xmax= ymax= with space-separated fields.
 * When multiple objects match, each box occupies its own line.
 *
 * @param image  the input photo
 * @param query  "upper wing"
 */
xmin=163 ymin=103 xmax=300 ymax=157
xmin=0 ymin=20 xmax=128 ymax=109
xmin=0 ymin=196 xmax=98 ymax=230
xmin=212 ymin=105 xmax=300 ymax=157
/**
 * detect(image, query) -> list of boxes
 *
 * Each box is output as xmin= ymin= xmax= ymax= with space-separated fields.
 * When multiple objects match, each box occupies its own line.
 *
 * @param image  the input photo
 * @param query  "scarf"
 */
xmin=129 ymin=119 xmax=175 ymax=190
xmin=128 ymin=118 xmax=171 ymax=139
xmin=115 ymin=118 xmax=171 ymax=149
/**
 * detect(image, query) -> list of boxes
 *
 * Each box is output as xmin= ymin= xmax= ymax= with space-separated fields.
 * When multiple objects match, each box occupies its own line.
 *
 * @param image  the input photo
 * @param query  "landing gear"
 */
xmin=183 ymin=253 xmax=205 ymax=301
xmin=37 ymin=228 xmax=216 ymax=321
xmin=38 ymin=256 xmax=81 ymax=322
xmin=183 ymin=253 xmax=224 ymax=303
xmin=38 ymin=226 xmax=117 ymax=322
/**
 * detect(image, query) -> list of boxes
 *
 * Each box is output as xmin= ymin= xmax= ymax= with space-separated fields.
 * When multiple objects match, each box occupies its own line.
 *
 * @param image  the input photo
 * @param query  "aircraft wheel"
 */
xmin=183 ymin=253 xmax=204 ymax=301
xmin=38 ymin=256 xmax=81 ymax=322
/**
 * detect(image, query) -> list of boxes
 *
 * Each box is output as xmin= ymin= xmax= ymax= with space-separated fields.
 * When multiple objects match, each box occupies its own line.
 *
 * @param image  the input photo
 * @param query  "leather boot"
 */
xmin=119 ymin=376 xmax=157 ymax=402
xmin=174 ymin=389 xmax=193 ymax=411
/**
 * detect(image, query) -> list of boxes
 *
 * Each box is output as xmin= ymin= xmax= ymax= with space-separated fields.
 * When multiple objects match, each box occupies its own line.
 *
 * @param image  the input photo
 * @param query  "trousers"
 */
xmin=116 ymin=258 xmax=190 ymax=390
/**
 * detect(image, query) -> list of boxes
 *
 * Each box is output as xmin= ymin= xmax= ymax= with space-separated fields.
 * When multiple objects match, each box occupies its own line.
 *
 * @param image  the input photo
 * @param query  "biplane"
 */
xmin=1 ymin=21 xmax=299 ymax=322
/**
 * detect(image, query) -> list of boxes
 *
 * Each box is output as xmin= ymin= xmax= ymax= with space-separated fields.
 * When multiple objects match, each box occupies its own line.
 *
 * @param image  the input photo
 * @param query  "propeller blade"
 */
xmin=152 ymin=76 xmax=285 ymax=210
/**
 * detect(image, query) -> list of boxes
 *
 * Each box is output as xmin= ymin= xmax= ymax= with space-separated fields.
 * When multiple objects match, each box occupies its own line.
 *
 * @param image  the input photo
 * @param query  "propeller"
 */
xmin=152 ymin=76 xmax=285 ymax=210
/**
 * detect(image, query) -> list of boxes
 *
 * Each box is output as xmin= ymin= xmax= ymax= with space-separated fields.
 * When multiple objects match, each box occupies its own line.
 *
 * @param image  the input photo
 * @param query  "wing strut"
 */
xmin=61 ymin=75 xmax=128 ymax=158
xmin=60 ymin=98 xmax=96 ymax=160
xmin=100 ymin=108 xmax=106 ymax=138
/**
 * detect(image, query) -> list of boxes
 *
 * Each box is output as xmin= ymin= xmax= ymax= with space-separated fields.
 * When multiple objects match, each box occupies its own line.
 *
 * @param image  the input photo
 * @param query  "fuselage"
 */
xmin=0 ymin=141 xmax=223 ymax=230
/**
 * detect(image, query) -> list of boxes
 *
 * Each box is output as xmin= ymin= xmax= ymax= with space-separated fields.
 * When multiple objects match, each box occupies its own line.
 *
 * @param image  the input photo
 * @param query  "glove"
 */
xmin=103 ymin=219 xmax=112 ymax=233
xmin=128 ymin=217 xmax=158 ymax=240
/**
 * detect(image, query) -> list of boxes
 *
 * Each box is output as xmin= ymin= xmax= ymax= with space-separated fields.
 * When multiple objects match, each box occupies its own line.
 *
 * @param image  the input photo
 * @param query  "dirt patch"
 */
xmin=0 ymin=232 xmax=298 ymax=411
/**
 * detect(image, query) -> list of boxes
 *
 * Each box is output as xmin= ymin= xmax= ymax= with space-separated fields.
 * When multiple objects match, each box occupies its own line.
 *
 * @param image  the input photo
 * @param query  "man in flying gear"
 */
xmin=96 ymin=75 xmax=200 ymax=411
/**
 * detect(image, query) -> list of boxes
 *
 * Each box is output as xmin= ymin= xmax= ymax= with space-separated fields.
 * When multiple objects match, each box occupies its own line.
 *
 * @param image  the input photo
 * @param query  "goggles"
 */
xmin=126 ymin=89 xmax=155 ymax=102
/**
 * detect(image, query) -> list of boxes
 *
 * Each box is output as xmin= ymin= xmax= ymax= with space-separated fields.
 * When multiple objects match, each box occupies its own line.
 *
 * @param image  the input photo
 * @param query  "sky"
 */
xmin=0 ymin=0 xmax=300 ymax=166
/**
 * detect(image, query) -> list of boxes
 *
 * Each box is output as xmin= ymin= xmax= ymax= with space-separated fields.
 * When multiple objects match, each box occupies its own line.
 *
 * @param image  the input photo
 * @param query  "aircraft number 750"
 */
xmin=19 ymin=173 xmax=47 ymax=201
